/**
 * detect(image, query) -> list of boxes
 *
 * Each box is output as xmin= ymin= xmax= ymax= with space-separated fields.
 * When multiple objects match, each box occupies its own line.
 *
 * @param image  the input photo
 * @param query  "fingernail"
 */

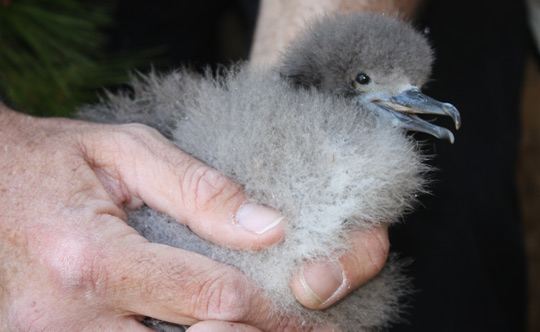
xmin=299 ymin=261 xmax=345 ymax=308
xmin=235 ymin=203 xmax=284 ymax=234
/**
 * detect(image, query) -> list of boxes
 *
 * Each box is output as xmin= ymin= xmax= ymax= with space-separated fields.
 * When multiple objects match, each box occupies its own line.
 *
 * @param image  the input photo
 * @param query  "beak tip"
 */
xmin=368 ymin=89 xmax=461 ymax=143
xmin=443 ymin=103 xmax=461 ymax=131
xmin=441 ymin=129 xmax=455 ymax=144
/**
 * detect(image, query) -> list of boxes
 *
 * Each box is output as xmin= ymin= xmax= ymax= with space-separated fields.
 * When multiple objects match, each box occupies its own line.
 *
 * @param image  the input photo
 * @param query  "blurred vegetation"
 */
xmin=0 ymin=0 xmax=141 ymax=117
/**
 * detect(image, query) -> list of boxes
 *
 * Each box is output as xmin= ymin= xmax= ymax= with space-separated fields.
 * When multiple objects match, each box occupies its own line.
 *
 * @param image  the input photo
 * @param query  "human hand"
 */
xmin=0 ymin=108 xmax=287 ymax=331
xmin=0 ymin=107 xmax=388 ymax=331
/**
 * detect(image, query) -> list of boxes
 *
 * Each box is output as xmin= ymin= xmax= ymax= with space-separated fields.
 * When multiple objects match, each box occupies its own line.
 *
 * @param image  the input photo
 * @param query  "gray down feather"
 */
xmin=80 ymin=13 xmax=434 ymax=332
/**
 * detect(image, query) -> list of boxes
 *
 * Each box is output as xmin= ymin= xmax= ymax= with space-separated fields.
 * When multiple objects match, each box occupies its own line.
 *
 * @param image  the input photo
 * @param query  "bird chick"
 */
xmin=280 ymin=13 xmax=460 ymax=143
xmin=80 ymin=13 xmax=459 ymax=332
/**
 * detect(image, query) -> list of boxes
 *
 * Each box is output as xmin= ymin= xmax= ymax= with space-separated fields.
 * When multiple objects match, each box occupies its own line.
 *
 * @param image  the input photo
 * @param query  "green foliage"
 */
xmin=0 ymin=0 xmax=136 ymax=116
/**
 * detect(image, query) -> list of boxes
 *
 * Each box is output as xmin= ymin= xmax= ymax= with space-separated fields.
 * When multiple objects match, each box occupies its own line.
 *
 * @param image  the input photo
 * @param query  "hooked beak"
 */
xmin=362 ymin=88 xmax=461 ymax=143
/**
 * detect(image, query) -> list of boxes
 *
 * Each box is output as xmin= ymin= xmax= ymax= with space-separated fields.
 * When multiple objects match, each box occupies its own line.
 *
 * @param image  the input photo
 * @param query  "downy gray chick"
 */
xmin=80 ymin=13 xmax=460 ymax=332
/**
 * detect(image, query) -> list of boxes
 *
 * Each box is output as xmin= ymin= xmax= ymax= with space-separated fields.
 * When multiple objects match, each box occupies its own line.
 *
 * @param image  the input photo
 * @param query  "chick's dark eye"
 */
xmin=355 ymin=72 xmax=371 ymax=85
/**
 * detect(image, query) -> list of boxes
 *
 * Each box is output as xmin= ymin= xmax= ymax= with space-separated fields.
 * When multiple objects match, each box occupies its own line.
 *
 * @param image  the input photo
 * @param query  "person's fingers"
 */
xmin=106 ymin=239 xmax=269 ymax=327
xmin=291 ymin=226 xmax=389 ymax=309
xmin=80 ymin=123 xmax=285 ymax=250
xmin=103 ymin=236 xmax=323 ymax=332
xmin=187 ymin=320 xmax=263 ymax=332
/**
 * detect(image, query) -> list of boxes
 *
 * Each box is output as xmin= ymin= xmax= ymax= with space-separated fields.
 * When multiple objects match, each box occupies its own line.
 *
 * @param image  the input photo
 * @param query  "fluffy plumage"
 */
xmin=80 ymin=14 xmax=438 ymax=332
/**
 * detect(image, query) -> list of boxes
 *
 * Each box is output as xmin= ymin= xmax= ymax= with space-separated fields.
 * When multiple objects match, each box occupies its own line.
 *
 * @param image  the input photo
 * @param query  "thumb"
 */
xmin=81 ymin=123 xmax=285 ymax=250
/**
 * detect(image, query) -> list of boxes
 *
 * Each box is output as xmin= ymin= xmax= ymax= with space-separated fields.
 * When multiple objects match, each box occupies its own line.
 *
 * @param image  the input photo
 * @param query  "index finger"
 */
xmin=81 ymin=124 xmax=285 ymax=251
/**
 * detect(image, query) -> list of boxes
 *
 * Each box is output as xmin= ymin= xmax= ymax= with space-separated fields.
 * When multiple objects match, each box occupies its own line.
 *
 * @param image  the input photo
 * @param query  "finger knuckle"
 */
xmin=38 ymin=229 xmax=108 ymax=296
xmin=183 ymin=161 xmax=241 ymax=212
xmin=194 ymin=270 xmax=252 ymax=321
